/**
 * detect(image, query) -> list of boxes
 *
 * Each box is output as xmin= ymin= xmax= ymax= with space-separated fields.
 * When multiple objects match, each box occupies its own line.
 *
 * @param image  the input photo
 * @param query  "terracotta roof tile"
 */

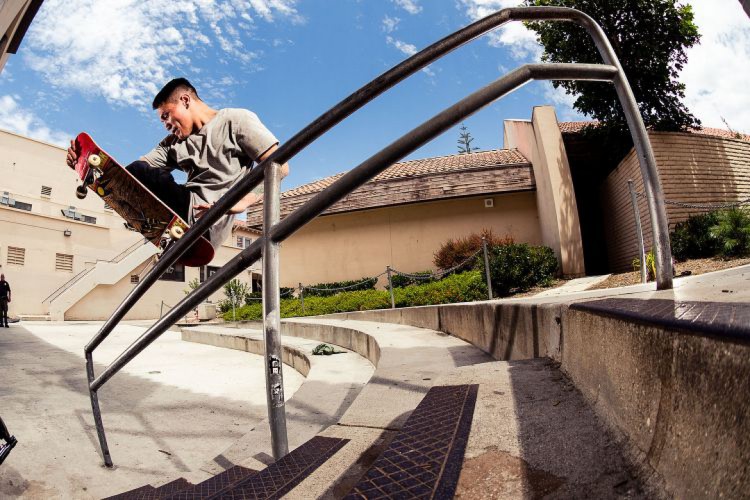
xmin=281 ymin=149 xmax=528 ymax=199
xmin=558 ymin=120 xmax=750 ymax=141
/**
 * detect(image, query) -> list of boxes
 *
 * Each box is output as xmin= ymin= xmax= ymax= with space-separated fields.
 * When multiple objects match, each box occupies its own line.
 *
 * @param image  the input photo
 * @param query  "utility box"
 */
xmin=197 ymin=303 xmax=216 ymax=320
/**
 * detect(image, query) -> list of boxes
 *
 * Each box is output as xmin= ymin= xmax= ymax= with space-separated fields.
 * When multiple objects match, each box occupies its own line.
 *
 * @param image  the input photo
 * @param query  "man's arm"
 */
xmin=229 ymin=143 xmax=289 ymax=213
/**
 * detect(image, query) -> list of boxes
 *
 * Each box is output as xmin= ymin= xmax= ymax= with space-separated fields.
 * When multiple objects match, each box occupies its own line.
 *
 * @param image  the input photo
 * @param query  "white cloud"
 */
xmin=458 ymin=0 xmax=541 ymax=59
xmin=393 ymin=0 xmax=422 ymax=15
xmin=0 ymin=95 xmax=70 ymax=146
xmin=382 ymin=15 xmax=401 ymax=33
xmin=22 ymin=0 xmax=300 ymax=108
xmin=386 ymin=36 xmax=418 ymax=57
xmin=682 ymin=0 xmax=750 ymax=132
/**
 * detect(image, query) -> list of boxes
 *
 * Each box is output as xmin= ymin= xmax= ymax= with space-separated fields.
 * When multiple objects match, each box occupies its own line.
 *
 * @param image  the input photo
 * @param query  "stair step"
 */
xmin=165 ymin=466 xmax=257 ymax=500
xmin=211 ymin=436 xmax=348 ymax=499
xmin=345 ymin=384 xmax=478 ymax=499
xmin=102 ymin=484 xmax=156 ymax=500
xmin=139 ymin=478 xmax=192 ymax=499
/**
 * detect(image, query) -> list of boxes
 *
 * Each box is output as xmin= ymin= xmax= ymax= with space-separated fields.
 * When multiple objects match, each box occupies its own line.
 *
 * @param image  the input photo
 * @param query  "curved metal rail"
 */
xmin=84 ymin=6 xmax=673 ymax=467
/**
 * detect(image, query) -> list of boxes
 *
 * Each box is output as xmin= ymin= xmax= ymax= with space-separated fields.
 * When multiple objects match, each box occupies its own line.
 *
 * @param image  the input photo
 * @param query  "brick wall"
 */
xmin=601 ymin=132 xmax=750 ymax=271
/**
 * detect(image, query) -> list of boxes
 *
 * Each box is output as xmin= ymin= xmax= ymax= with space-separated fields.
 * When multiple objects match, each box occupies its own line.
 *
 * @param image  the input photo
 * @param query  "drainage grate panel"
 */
xmin=166 ymin=466 xmax=257 ymax=500
xmin=213 ymin=436 xmax=348 ymax=499
xmin=345 ymin=384 xmax=479 ymax=499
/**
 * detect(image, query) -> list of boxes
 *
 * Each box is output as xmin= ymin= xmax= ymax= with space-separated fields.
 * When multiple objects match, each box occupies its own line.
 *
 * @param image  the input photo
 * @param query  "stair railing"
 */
xmin=84 ymin=6 xmax=673 ymax=468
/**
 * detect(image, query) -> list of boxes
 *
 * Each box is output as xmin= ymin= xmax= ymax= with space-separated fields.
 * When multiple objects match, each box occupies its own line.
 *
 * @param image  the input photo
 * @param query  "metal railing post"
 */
xmin=299 ymin=282 xmax=305 ymax=315
xmin=262 ymin=161 xmax=289 ymax=460
xmin=628 ymin=180 xmax=648 ymax=284
xmin=482 ymin=237 xmax=493 ymax=299
xmin=386 ymin=266 xmax=395 ymax=309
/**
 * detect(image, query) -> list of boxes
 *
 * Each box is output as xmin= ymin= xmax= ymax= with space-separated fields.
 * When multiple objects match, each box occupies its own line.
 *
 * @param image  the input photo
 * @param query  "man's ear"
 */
xmin=180 ymin=93 xmax=191 ymax=108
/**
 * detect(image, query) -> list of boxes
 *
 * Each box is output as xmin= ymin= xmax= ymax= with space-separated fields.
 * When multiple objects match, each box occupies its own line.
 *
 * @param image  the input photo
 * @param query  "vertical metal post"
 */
xmin=299 ymin=282 xmax=305 ymax=315
xmin=386 ymin=266 xmax=395 ymax=309
xmin=160 ymin=301 xmax=164 ymax=319
xmin=628 ymin=180 xmax=648 ymax=284
xmin=481 ymin=237 xmax=493 ymax=300
xmin=86 ymin=354 xmax=112 ymax=467
xmin=262 ymin=161 xmax=289 ymax=460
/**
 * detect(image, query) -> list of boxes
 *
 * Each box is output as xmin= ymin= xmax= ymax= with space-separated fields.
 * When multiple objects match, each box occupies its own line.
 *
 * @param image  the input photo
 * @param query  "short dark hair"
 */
xmin=152 ymin=78 xmax=200 ymax=109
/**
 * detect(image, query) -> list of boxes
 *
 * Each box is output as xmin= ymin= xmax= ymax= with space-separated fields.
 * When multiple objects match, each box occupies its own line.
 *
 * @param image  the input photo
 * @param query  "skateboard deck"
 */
xmin=72 ymin=132 xmax=214 ymax=267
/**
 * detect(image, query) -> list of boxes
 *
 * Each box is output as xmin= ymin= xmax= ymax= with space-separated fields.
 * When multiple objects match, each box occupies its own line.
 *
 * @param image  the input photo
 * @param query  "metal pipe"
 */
xmin=482 ymin=237 xmax=493 ymax=300
xmin=90 ymin=63 xmax=617 ymax=393
xmin=262 ymin=162 xmax=289 ymax=459
xmin=299 ymin=282 xmax=305 ymax=314
xmin=85 ymin=353 xmax=112 ymax=467
xmin=629 ymin=180 xmax=648 ymax=283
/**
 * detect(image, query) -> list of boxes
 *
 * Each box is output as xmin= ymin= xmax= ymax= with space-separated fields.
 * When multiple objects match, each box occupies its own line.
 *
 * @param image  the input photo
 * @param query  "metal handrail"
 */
xmin=43 ymin=238 xmax=148 ymax=304
xmin=84 ymin=6 xmax=673 ymax=468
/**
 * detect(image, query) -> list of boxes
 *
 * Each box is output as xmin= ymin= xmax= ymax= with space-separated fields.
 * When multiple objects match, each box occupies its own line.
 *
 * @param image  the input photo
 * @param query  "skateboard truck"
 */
xmin=76 ymin=153 xmax=104 ymax=200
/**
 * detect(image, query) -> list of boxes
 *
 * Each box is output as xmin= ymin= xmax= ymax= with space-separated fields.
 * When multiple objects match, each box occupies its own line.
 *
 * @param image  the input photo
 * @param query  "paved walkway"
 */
xmin=0 ymin=322 xmax=304 ymax=499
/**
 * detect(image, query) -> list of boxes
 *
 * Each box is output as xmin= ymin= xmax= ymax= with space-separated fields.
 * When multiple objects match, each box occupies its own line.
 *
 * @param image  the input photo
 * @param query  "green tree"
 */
xmin=524 ymin=0 xmax=701 ymax=131
xmin=457 ymin=124 xmax=480 ymax=154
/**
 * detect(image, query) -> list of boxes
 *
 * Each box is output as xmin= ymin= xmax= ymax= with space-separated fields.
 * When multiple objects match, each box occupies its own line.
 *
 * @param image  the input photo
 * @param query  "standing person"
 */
xmin=0 ymin=273 xmax=10 ymax=327
xmin=66 ymin=77 xmax=289 ymax=252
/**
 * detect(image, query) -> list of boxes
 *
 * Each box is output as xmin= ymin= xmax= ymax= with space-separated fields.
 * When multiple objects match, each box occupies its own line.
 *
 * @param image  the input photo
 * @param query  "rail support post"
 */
xmin=262 ymin=161 xmax=289 ymax=460
xmin=628 ymin=180 xmax=648 ymax=284
xmin=386 ymin=266 xmax=395 ymax=309
xmin=482 ymin=236 xmax=493 ymax=300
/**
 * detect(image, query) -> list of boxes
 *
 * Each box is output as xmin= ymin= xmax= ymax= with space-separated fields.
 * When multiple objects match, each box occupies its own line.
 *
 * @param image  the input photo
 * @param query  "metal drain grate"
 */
xmin=166 ymin=466 xmax=257 ymax=500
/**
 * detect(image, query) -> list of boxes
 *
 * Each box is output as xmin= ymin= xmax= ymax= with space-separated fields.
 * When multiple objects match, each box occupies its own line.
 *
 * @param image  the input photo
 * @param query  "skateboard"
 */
xmin=72 ymin=132 xmax=214 ymax=267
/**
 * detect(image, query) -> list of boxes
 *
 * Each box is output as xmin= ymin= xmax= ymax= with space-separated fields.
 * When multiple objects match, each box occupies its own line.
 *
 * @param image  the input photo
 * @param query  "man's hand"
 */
xmin=194 ymin=195 xmax=258 ymax=218
xmin=66 ymin=139 xmax=78 ymax=170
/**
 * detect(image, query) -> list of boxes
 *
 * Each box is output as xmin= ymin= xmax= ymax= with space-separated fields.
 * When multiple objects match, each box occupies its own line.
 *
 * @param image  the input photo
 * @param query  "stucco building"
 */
xmin=0 ymin=129 xmax=261 ymax=320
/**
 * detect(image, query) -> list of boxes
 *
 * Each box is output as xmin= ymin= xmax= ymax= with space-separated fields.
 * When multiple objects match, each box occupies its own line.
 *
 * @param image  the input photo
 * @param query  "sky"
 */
xmin=0 ymin=0 xmax=748 ymax=196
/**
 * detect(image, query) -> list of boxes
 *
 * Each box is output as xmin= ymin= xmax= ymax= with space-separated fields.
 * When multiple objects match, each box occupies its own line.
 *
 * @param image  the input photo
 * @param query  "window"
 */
xmin=200 ymin=265 xmax=221 ymax=282
xmin=61 ymin=206 xmax=97 ymax=225
xmin=41 ymin=186 xmax=52 ymax=197
xmin=7 ymin=246 xmax=25 ymax=266
xmin=55 ymin=253 xmax=74 ymax=272
xmin=104 ymin=203 xmax=113 ymax=212
xmin=1 ymin=192 xmax=31 ymax=212
xmin=159 ymin=264 xmax=185 ymax=282
xmin=237 ymin=236 xmax=254 ymax=248
xmin=130 ymin=275 xmax=140 ymax=284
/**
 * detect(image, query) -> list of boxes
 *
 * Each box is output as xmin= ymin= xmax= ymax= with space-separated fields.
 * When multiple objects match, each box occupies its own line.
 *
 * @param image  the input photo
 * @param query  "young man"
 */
xmin=0 ymin=273 xmax=10 ymax=327
xmin=67 ymin=78 xmax=288 ymax=250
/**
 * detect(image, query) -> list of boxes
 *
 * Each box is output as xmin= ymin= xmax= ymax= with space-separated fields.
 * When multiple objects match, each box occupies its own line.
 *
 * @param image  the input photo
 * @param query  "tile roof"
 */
xmin=558 ymin=120 xmax=750 ymax=141
xmin=281 ymin=148 xmax=529 ymax=199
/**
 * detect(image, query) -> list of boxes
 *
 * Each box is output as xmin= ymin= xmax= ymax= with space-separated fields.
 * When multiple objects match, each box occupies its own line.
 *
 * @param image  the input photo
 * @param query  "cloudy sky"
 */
xmin=0 ymin=0 xmax=748 ymax=191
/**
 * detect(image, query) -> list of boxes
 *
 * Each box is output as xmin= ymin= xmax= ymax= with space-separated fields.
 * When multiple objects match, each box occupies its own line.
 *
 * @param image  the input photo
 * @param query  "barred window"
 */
xmin=130 ymin=275 xmax=139 ymax=284
xmin=55 ymin=253 xmax=73 ymax=272
xmin=7 ymin=246 xmax=25 ymax=266
xmin=237 ymin=236 xmax=253 ymax=248
xmin=61 ymin=206 xmax=97 ymax=225
xmin=41 ymin=186 xmax=52 ymax=197
xmin=104 ymin=203 xmax=113 ymax=212
xmin=159 ymin=264 xmax=185 ymax=282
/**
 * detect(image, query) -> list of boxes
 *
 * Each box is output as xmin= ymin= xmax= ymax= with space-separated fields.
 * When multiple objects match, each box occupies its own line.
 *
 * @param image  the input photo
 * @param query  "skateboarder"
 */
xmin=66 ymin=78 xmax=289 ymax=250
xmin=0 ymin=273 xmax=10 ymax=327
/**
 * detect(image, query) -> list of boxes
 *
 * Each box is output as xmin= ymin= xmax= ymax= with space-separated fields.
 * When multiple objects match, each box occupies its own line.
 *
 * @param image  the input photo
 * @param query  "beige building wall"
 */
xmin=0 ymin=129 xmax=260 ymax=320
xmin=279 ymin=192 xmax=540 ymax=287
xmin=504 ymin=106 xmax=585 ymax=277
xmin=601 ymin=132 xmax=750 ymax=271
xmin=0 ymin=0 xmax=38 ymax=73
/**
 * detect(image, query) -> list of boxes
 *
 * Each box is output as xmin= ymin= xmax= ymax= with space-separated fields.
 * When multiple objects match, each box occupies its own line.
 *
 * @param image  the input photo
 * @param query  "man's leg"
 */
xmin=0 ymin=300 xmax=7 ymax=327
xmin=125 ymin=161 xmax=190 ymax=221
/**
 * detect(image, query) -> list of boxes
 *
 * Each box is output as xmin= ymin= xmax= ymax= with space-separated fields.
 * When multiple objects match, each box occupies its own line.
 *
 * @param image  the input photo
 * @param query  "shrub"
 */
xmin=433 ymin=229 xmax=513 ymax=273
xmin=390 ymin=270 xmax=434 ymax=289
xmin=710 ymin=207 xmax=750 ymax=258
xmin=479 ymin=243 xmax=558 ymax=296
xmin=218 ymin=279 xmax=249 ymax=313
xmin=303 ymin=277 xmax=377 ymax=297
xmin=669 ymin=211 xmax=720 ymax=261
xmin=223 ymin=271 xmax=487 ymax=321
xmin=244 ymin=287 xmax=295 ymax=304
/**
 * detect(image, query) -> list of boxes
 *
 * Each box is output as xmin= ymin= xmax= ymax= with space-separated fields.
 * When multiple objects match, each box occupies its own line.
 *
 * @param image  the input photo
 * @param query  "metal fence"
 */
xmin=83 ymin=6 xmax=673 ymax=468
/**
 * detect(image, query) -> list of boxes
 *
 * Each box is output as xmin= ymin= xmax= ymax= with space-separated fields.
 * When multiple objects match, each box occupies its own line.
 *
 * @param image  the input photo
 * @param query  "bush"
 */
xmin=244 ymin=287 xmax=295 ymax=304
xmin=433 ymin=229 xmax=513 ymax=273
xmin=390 ymin=271 xmax=434 ymax=289
xmin=479 ymin=243 xmax=558 ymax=296
xmin=710 ymin=207 xmax=750 ymax=258
xmin=218 ymin=279 xmax=249 ymax=313
xmin=223 ymin=271 xmax=487 ymax=321
xmin=670 ymin=211 xmax=720 ymax=261
xmin=303 ymin=277 xmax=377 ymax=297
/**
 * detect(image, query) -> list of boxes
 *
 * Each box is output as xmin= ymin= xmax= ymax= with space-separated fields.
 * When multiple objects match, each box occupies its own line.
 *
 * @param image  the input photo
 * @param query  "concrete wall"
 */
xmin=504 ymin=107 xmax=585 ymax=277
xmin=0 ymin=129 xmax=260 ymax=319
xmin=601 ymin=132 xmax=750 ymax=271
xmin=279 ymin=192 xmax=540 ymax=288
xmin=0 ymin=0 xmax=35 ymax=73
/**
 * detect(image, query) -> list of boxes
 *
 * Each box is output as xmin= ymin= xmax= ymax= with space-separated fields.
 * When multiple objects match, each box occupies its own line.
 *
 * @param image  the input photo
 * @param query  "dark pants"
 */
xmin=126 ymin=161 xmax=190 ymax=221
xmin=0 ymin=299 xmax=7 ymax=326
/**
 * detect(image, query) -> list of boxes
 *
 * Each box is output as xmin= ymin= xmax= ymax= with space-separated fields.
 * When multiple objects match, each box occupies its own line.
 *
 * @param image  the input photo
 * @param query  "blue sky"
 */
xmin=0 ymin=0 xmax=748 ymax=195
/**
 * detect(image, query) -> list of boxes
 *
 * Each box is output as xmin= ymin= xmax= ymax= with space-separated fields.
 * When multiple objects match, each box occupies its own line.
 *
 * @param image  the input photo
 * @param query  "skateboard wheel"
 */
xmin=96 ymin=186 xmax=106 ymax=197
xmin=88 ymin=154 xmax=102 ymax=168
xmin=76 ymin=185 xmax=88 ymax=199
xmin=169 ymin=225 xmax=185 ymax=240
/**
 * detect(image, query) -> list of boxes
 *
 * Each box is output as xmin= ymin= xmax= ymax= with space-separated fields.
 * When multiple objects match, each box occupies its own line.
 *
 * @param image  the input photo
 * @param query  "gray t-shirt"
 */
xmin=141 ymin=108 xmax=278 ymax=249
